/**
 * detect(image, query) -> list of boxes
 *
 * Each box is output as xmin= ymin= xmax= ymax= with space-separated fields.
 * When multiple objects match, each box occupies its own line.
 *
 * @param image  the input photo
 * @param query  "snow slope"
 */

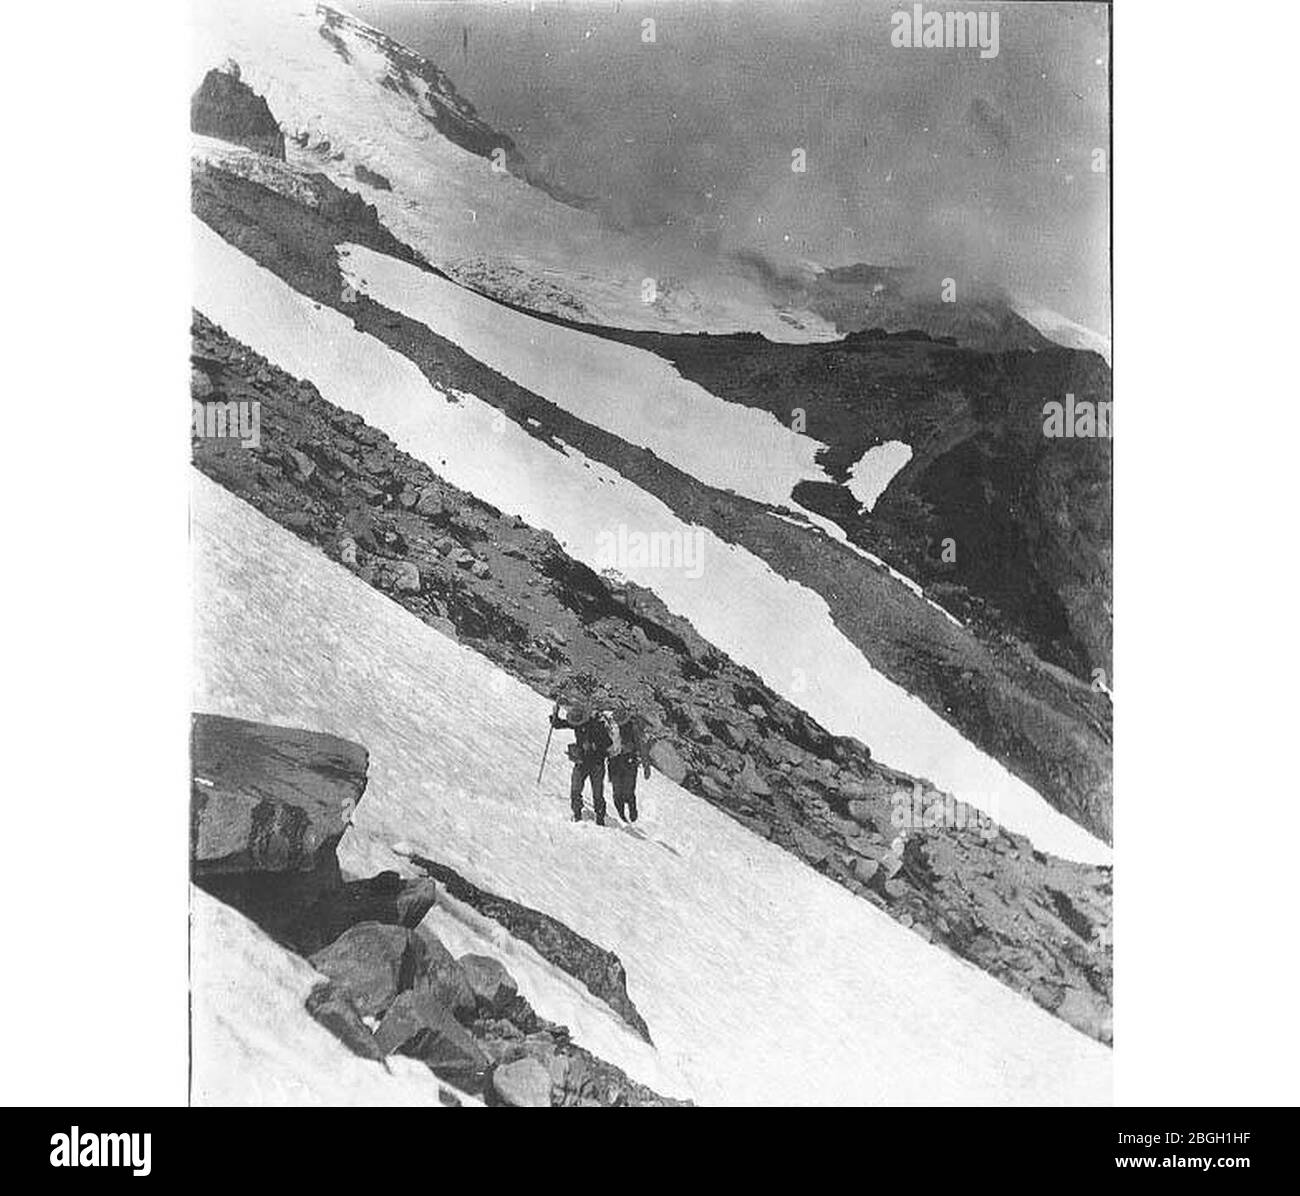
xmin=1013 ymin=299 xmax=1112 ymax=364
xmin=191 ymin=470 xmax=1111 ymax=1106
xmin=338 ymin=242 xmax=831 ymax=507
xmin=847 ymin=440 xmax=913 ymax=512
xmin=190 ymin=885 xmax=465 ymax=1106
xmin=191 ymin=0 xmax=838 ymax=341
xmin=193 ymin=216 xmax=1110 ymax=865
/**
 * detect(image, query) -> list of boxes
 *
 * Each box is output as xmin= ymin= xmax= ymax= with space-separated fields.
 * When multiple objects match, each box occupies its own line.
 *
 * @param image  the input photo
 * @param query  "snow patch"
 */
xmin=847 ymin=440 xmax=913 ymax=512
xmin=337 ymin=243 xmax=831 ymax=508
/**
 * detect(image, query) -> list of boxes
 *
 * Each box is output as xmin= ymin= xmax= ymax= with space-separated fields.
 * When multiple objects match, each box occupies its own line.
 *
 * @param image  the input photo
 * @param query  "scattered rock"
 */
xmin=285 ymin=448 xmax=316 ymax=482
xmin=853 ymin=857 xmax=880 ymax=885
xmin=414 ymin=487 xmax=444 ymax=517
xmin=191 ymin=367 xmax=214 ymax=400
xmin=460 ymin=954 xmax=519 ymax=1016
xmin=414 ymin=929 xmax=477 ymax=1023
xmin=491 ymin=1057 xmax=552 ymax=1108
xmin=307 ymin=922 xmax=421 ymax=1019
xmin=790 ymin=825 xmax=831 ymax=865
xmin=375 ymin=986 xmax=490 ymax=1094
xmin=305 ymin=982 xmax=384 ymax=1061
xmin=391 ymin=561 xmax=421 ymax=592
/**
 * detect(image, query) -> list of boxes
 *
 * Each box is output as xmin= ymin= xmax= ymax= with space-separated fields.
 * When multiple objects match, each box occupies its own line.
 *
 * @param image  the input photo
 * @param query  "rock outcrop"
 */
xmin=191 ymin=713 xmax=366 ymax=874
xmin=189 ymin=712 xmax=686 ymax=1104
xmin=191 ymin=64 xmax=286 ymax=160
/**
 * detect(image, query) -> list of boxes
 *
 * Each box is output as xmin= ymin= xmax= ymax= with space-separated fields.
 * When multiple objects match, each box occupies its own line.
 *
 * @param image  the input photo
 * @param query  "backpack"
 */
xmin=573 ymin=713 xmax=613 ymax=757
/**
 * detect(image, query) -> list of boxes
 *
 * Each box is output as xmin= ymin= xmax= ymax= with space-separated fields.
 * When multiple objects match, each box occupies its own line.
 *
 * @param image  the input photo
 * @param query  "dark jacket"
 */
xmin=551 ymin=711 xmax=612 ymax=759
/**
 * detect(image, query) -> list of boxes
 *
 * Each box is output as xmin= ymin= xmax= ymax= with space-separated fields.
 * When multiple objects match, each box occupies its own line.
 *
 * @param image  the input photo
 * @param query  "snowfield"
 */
xmin=191 ymin=471 xmax=1111 ymax=1106
xmin=191 ymin=0 xmax=839 ymax=341
xmin=847 ymin=440 xmax=914 ymax=512
xmin=337 ymin=242 xmax=832 ymax=507
xmin=193 ymin=216 xmax=1110 ymax=865
xmin=190 ymin=885 xmax=468 ymax=1106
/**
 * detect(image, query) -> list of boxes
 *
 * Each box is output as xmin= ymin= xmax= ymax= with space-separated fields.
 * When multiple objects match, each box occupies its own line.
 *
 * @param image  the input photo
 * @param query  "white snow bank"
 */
xmin=847 ymin=440 xmax=913 ymax=512
xmin=337 ymin=243 xmax=830 ymax=507
xmin=192 ymin=216 xmax=1109 ymax=865
xmin=191 ymin=472 xmax=1111 ymax=1106
xmin=189 ymin=886 xmax=466 ymax=1106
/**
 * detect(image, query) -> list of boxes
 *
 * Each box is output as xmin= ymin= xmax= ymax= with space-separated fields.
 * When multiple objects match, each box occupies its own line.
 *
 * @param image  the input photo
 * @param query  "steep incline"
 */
xmin=193 ymin=213 xmax=1108 ymax=864
xmin=192 ymin=470 xmax=1110 ymax=1106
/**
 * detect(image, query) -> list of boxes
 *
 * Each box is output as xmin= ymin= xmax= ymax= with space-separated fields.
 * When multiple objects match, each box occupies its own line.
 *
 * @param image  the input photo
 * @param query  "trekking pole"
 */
xmin=537 ymin=701 xmax=560 ymax=784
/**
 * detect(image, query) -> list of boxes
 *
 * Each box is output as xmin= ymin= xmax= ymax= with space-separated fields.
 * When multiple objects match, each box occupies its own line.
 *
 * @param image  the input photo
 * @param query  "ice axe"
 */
xmin=537 ymin=701 xmax=560 ymax=784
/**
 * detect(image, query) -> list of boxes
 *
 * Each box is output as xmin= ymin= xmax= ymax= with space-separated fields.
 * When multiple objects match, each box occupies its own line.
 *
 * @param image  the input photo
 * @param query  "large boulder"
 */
xmin=647 ymin=740 xmax=688 ymax=784
xmin=190 ymin=714 xmax=367 ymax=876
xmin=491 ymin=1057 xmax=552 ymax=1108
xmin=460 ymin=954 xmax=518 ymax=1016
xmin=375 ymin=986 xmax=490 ymax=1094
xmin=307 ymin=923 xmax=422 ymax=1020
xmin=190 ymin=714 xmax=370 ymax=942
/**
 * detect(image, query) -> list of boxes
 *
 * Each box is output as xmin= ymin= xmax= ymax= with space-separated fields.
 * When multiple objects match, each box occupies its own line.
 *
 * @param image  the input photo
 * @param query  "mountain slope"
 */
xmin=192 ymin=0 xmax=838 ymax=340
xmin=192 ymin=469 xmax=1110 ymax=1105
xmin=192 ymin=208 xmax=1108 ymax=864
xmin=191 ymin=308 xmax=1114 ymax=1041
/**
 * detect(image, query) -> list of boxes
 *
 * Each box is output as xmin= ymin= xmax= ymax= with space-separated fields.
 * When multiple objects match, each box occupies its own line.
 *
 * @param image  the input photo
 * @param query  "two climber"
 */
xmin=547 ymin=676 xmax=652 ymax=826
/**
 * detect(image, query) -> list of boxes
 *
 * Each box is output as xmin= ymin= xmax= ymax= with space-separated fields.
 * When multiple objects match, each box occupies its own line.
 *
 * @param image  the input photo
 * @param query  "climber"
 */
xmin=550 ymin=698 xmax=613 ymax=825
xmin=607 ymin=701 xmax=652 ymax=823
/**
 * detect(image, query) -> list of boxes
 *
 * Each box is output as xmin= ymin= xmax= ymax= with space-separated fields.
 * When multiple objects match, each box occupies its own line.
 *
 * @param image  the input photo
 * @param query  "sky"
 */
xmin=350 ymin=0 xmax=1111 ymax=332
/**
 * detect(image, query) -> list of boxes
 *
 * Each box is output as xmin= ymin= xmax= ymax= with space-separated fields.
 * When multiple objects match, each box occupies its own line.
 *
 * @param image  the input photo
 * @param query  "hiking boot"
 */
xmin=595 ymin=812 xmax=606 ymax=827
xmin=627 ymin=799 xmax=638 ymax=823
xmin=572 ymin=811 xmax=583 ymax=823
